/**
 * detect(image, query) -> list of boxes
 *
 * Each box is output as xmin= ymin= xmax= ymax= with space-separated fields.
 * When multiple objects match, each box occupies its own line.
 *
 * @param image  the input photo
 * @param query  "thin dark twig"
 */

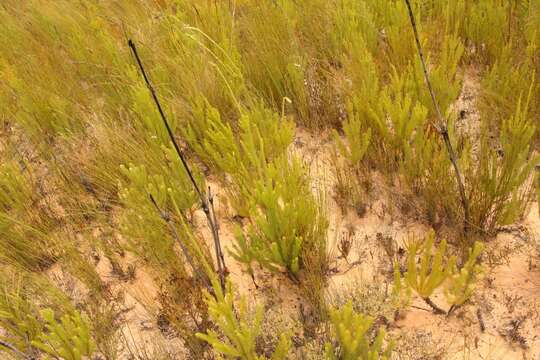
xmin=0 ymin=339 xmax=33 ymax=360
xmin=477 ymin=308 xmax=486 ymax=332
xmin=208 ymin=187 xmax=226 ymax=274
xmin=423 ymin=297 xmax=447 ymax=315
xmin=403 ymin=0 xmax=470 ymax=236
xmin=127 ymin=40 xmax=203 ymax=200
xmin=128 ymin=39 xmax=226 ymax=290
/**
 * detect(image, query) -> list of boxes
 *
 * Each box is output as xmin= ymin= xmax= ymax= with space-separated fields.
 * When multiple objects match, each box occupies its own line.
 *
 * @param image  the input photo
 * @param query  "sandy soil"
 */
xmin=35 ymin=71 xmax=540 ymax=359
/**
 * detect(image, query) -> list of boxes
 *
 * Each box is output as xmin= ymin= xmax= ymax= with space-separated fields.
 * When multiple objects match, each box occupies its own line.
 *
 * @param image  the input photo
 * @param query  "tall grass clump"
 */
xmin=0 ymin=160 xmax=59 ymax=271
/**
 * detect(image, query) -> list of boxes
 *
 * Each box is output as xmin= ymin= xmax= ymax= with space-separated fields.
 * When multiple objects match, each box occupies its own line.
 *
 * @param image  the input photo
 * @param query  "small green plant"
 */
xmin=32 ymin=309 xmax=95 ymax=360
xmin=445 ymin=241 xmax=484 ymax=312
xmin=468 ymin=97 xmax=539 ymax=234
xmin=334 ymin=105 xmax=372 ymax=168
xmin=325 ymin=301 xmax=393 ymax=360
xmin=396 ymin=232 xmax=484 ymax=315
xmin=391 ymin=259 xmax=411 ymax=317
xmin=0 ymin=286 xmax=42 ymax=355
xmin=404 ymin=231 xmax=456 ymax=314
xmin=196 ymin=279 xmax=291 ymax=360
xmin=231 ymin=156 xmax=328 ymax=278
xmin=183 ymin=99 xmax=294 ymax=217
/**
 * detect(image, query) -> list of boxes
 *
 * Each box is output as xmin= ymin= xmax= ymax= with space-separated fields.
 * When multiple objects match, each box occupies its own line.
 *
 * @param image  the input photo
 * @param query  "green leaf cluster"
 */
xmin=231 ymin=157 xmax=327 ymax=276
xmin=404 ymin=231 xmax=456 ymax=299
xmin=196 ymin=279 xmax=290 ymax=360
xmin=394 ymin=231 xmax=484 ymax=311
xmin=445 ymin=242 xmax=484 ymax=307
xmin=325 ymin=302 xmax=393 ymax=360
xmin=32 ymin=309 xmax=95 ymax=360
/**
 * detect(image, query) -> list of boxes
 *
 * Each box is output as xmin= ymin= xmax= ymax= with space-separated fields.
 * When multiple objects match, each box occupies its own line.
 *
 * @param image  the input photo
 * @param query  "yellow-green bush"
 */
xmin=197 ymin=279 xmax=291 ymax=360
xmin=325 ymin=301 xmax=393 ymax=360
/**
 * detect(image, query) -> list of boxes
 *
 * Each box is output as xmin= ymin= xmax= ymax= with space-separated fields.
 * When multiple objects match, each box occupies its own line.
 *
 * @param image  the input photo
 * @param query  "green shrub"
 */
xmin=445 ymin=241 xmax=484 ymax=308
xmin=404 ymin=231 xmax=455 ymax=302
xmin=231 ymin=156 xmax=328 ymax=278
xmin=0 ymin=286 xmax=42 ymax=355
xmin=32 ymin=309 xmax=95 ymax=360
xmin=463 ymin=0 xmax=508 ymax=63
xmin=334 ymin=105 xmax=372 ymax=168
xmin=0 ymin=272 xmax=80 ymax=357
xmin=325 ymin=301 xmax=393 ymax=360
xmin=196 ymin=279 xmax=291 ymax=360
xmin=411 ymin=32 xmax=464 ymax=118
xmin=184 ymin=99 xmax=327 ymax=278
xmin=467 ymin=98 xmax=539 ymax=234
xmin=369 ymin=0 xmax=417 ymax=71
xmin=481 ymin=44 xmax=539 ymax=130
xmin=118 ymin=158 xmax=212 ymax=271
xmin=184 ymin=99 xmax=294 ymax=216
xmin=396 ymin=232 xmax=484 ymax=314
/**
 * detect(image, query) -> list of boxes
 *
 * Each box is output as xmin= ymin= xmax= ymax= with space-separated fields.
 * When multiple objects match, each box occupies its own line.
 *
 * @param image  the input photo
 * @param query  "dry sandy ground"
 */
xmin=44 ymin=71 xmax=539 ymax=359
xmin=89 ymin=124 xmax=539 ymax=359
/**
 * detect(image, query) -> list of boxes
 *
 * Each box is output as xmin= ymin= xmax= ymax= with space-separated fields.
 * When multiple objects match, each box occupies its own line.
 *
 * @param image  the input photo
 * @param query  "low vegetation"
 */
xmin=0 ymin=0 xmax=539 ymax=359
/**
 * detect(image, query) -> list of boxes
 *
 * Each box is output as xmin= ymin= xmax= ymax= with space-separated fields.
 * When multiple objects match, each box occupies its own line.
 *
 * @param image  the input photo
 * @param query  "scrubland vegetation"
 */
xmin=1 ymin=0 xmax=539 ymax=359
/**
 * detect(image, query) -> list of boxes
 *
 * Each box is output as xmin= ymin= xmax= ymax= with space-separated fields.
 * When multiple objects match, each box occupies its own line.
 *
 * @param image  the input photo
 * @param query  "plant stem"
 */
xmin=128 ymin=40 xmax=226 ymax=290
xmin=403 ymin=0 xmax=470 ymax=237
xmin=0 ymin=339 xmax=33 ymax=360
xmin=423 ymin=297 xmax=446 ymax=315
xmin=149 ymin=194 xmax=210 ymax=288
xmin=446 ymin=304 xmax=457 ymax=317
xmin=476 ymin=308 xmax=485 ymax=332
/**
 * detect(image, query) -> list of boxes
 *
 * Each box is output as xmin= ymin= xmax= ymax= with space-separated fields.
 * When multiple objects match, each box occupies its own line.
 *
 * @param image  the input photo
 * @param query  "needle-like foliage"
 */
xmin=325 ymin=302 xmax=393 ymax=360
xmin=196 ymin=279 xmax=291 ymax=360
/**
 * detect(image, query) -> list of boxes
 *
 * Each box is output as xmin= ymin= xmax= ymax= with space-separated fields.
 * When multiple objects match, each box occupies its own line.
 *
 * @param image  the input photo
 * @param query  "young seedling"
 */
xmin=445 ymin=241 xmax=484 ymax=315
xmin=325 ymin=301 xmax=393 ymax=360
xmin=128 ymin=40 xmax=226 ymax=290
xmin=196 ymin=279 xmax=290 ymax=360
xmin=404 ymin=231 xmax=456 ymax=314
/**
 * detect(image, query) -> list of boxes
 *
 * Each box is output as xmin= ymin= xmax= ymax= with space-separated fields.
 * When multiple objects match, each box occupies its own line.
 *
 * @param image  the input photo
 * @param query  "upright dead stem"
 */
xmin=149 ymin=194 xmax=211 ymax=288
xmin=403 ymin=0 xmax=470 ymax=236
xmin=128 ymin=40 xmax=226 ymax=290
